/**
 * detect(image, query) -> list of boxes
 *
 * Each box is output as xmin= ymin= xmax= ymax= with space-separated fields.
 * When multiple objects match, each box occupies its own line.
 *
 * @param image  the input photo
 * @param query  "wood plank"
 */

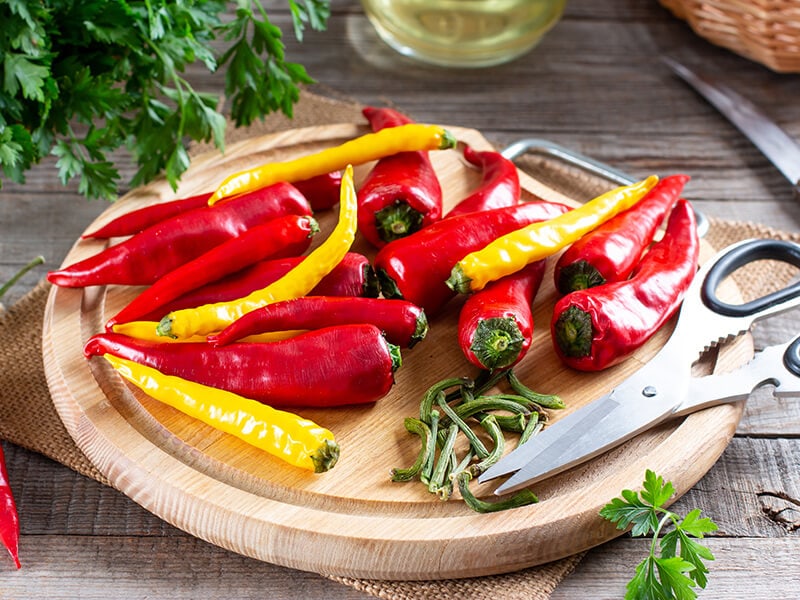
xmin=551 ymin=537 xmax=800 ymax=599
xmin=675 ymin=437 xmax=800 ymax=537
xmin=2 ymin=535 xmax=369 ymax=600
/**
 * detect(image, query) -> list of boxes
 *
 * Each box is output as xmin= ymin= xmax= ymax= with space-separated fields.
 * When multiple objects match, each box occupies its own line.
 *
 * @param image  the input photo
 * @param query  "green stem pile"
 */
xmin=391 ymin=369 xmax=564 ymax=513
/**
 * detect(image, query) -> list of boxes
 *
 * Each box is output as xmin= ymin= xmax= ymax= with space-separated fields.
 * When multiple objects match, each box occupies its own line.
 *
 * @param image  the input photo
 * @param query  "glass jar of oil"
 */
xmin=361 ymin=0 xmax=567 ymax=68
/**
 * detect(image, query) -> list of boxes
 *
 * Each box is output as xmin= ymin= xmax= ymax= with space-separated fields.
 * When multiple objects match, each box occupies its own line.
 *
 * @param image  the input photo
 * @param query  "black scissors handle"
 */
xmin=702 ymin=239 xmax=800 ymax=317
xmin=784 ymin=333 xmax=800 ymax=378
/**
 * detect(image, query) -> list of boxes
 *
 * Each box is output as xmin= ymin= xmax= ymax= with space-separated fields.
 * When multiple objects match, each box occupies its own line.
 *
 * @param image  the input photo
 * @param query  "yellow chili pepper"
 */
xmin=208 ymin=123 xmax=457 ymax=205
xmin=112 ymin=320 xmax=302 ymax=343
xmin=104 ymin=354 xmax=339 ymax=472
xmin=157 ymin=163 xmax=360 ymax=339
xmin=112 ymin=321 xmax=206 ymax=342
xmin=446 ymin=176 xmax=660 ymax=294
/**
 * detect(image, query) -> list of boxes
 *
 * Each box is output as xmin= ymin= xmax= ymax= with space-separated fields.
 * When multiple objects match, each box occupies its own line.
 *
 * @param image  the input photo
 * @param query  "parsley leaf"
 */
xmin=0 ymin=0 xmax=330 ymax=200
xmin=600 ymin=469 xmax=718 ymax=600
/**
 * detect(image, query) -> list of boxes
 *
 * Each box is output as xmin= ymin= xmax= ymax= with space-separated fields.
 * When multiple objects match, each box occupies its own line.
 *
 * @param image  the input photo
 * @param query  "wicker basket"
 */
xmin=659 ymin=0 xmax=800 ymax=73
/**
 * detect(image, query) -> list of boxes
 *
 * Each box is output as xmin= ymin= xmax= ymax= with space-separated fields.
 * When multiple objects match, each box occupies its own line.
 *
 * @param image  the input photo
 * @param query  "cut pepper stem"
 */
xmin=420 ymin=377 xmax=471 ymax=423
xmin=374 ymin=200 xmax=424 ymax=243
xmin=553 ymin=304 xmax=594 ymax=358
xmin=470 ymin=317 xmax=525 ymax=370
xmin=0 ymin=255 xmax=45 ymax=301
xmin=453 ymin=397 xmax=530 ymax=421
xmin=391 ymin=418 xmax=432 ymax=482
xmin=428 ymin=423 xmax=458 ymax=494
xmin=518 ymin=415 xmax=543 ymax=447
xmin=436 ymin=392 xmax=490 ymax=459
xmin=473 ymin=369 xmax=508 ymax=396
xmin=506 ymin=370 xmax=564 ymax=410
xmin=469 ymin=414 xmax=504 ymax=477
xmin=455 ymin=472 xmax=539 ymax=513
xmin=556 ymin=259 xmax=606 ymax=294
xmin=420 ymin=409 xmax=440 ymax=485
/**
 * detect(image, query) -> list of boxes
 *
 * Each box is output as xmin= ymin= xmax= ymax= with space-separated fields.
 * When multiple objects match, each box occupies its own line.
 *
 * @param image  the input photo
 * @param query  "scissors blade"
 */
xmin=663 ymin=57 xmax=800 ymax=191
xmin=480 ymin=345 xmax=689 ymax=494
xmin=477 ymin=393 xmax=620 ymax=481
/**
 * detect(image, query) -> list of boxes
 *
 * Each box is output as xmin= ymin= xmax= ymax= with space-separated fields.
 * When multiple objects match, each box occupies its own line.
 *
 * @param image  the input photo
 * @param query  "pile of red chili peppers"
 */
xmin=46 ymin=106 xmax=703 ymax=512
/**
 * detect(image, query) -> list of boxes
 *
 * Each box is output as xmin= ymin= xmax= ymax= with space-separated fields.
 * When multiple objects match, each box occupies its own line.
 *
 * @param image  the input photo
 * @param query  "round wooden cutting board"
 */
xmin=42 ymin=123 xmax=750 ymax=580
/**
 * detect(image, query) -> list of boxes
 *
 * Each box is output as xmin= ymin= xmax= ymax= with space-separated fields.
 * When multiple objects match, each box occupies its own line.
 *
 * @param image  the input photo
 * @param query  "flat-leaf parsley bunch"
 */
xmin=0 ymin=0 xmax=330 ymax=200
xmin=601 ymin=470 xmax=718 ymax=600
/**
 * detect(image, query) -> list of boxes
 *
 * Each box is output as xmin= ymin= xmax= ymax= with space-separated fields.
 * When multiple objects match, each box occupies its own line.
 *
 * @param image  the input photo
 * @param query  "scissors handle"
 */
xmin=702 ymin=239 xmax=800 ymax=317
xmin=784 ymin=333 xmax=800 ymax=378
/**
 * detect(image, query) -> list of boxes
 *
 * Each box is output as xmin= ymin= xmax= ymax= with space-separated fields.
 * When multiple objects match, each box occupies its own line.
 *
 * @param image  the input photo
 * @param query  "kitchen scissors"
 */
xmin=479 ymin=238 xmax=800 ymax=494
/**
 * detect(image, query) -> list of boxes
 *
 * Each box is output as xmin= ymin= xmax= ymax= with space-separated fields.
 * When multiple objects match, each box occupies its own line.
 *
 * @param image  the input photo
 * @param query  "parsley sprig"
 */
xmin=0 ymin=0 xmax=330 ymax=200
xmin=600 ymin=470 xmax=718 ymax=600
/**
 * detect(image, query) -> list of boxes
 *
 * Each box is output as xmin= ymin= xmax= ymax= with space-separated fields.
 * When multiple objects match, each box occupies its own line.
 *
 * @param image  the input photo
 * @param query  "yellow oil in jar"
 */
xmin=361 ymin=0 xmax=567 ymax=67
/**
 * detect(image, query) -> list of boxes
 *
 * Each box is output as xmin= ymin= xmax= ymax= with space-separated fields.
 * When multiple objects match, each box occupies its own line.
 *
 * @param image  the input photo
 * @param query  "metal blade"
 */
xmin=478 ymin=393 xmax=620 ymax=481
xmin=677 ymin=338 xmax=800 ymax=415
xmin=481 ymin=344 xmax=690 ymax=494
xmin=663 ymin=57 xmax=800 ymax=191
xmin=493 ymin=382 xmax=682 ymax=495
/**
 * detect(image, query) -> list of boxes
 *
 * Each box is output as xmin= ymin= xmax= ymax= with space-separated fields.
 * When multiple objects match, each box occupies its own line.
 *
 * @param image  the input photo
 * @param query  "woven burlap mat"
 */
xmin=2 ymin=89 xmax=798 ymax=599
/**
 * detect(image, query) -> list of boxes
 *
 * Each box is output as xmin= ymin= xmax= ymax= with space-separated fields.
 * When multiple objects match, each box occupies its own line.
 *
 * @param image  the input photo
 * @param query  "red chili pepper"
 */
xmin=48 ymin=182 xmax=312 ymax=288
xmin=551 ymin=199 xmax=699 ymax=371
xmin=84 ymin=325 xmax=401 ymax=408
xmin=208 ymin=296 xmax=427 ymax=348
xmin=294 ymin=172 xmax=343 ymax=212
xmin=133 ymin=252 xmax=379 ymax=323
xmin=374 ymin=200 xmax=570 ymax=315
xmin=554 ymin=174 xmax=689 ymax=294
xmin=0 ymin=444 xmax=20 ymax=569
xmin=444 ymin=145 xmax=520 ymax=218
xmin=82 ymin=192 xmax=211 ymax=239
xmin=457 ymin=261 xmax=545 ymax=371
xmin=356 ymin=107 xmax=443 ymax=247
xmin=106 ymin=214 xmax=317 ymax=328
xmin=82 ymin=175 xmax=341 ymax=239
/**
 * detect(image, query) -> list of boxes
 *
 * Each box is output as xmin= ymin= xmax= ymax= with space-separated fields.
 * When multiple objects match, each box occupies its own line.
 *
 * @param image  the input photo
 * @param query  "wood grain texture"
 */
xmin=42 ymin=123 xmax=750 ymax=580
xmin=551 ymin=536 xmax=800 ymax=599
xmin=3 ymin=0 xmax=800 ymax=596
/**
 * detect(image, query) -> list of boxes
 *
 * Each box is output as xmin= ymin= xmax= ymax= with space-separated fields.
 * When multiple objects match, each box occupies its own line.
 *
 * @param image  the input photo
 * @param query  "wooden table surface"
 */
xmin=2 ymin=1 xmax=799 ymax=597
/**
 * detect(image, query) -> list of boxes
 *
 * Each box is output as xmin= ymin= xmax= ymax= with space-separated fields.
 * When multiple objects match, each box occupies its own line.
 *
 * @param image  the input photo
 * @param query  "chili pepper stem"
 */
xmin=388 ymin=343 xmax=403 ymax=371
xmin=374 ymin=200 xmax=425 ymax=243
xmin=362 ymin=264 xmax=381 ymax=297
xmin=410 ymin=312 xmax=429 ymax=348
xmin=553 ymin=305 xmax=594 ymax=358
xmin=446 ymin=264 xmax=472 ymax=295
xmin=309 ymin=439 xmax=341 ymax=474
xmin=0 ymin=255 xmax=45 ymax=302
xmin=455 ymin=471 xmax=538 ymax=513
xmin=468 ymin=414 xmax=504 ymax=478
xmin=376 ymin=269 xmax=403 ymax=299
xmin=556 ymin=259 xmax=606 ymax=293
xmin=470 ymin=317 xmax=525 ymax=370
xmin=506 ymin=370 xmax=564 ymax=410
xmin=390 ymin=418 xmax=432 ymax=482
